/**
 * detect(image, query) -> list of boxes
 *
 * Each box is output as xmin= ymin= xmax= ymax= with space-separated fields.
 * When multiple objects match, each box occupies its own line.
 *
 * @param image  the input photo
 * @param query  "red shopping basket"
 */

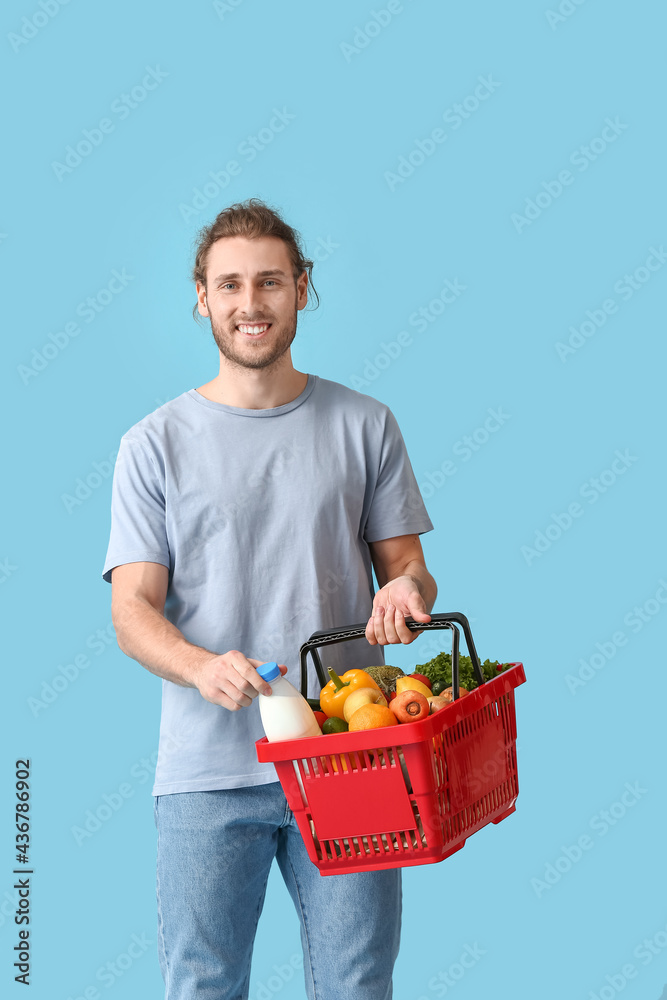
xmin=256 ymin=612 xmax=526 ymax=876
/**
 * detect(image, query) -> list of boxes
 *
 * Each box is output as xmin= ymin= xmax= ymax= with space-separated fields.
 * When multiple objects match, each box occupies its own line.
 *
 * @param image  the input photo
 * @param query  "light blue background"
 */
xmin=2 ymin=1 xmax=665 ymax=998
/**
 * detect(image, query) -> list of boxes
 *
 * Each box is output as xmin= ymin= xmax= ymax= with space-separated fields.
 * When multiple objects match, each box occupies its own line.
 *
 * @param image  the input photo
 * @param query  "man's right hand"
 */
xmin=194 ymin=651 xmax=288 ymax=712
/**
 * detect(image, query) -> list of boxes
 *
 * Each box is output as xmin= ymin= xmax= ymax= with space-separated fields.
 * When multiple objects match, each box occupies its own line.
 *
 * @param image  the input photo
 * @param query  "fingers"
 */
xmin=231 ymin=653 xmax=271 ymax=698
xmin=203 ymin=680 xmax=253 ymax=711
xmin=382 ymin=605 xmax=401 ymax=644
xmin=393 ymin=610 xmax=418 ymax=643
xmin=215 ymin=688 xmax=251 ymax=712
xmin=365 ymin=607 xmax=381 ymax=644
xmin=198 ymin=653 xmax=279 ymax=710
xmin=367 ymin=604 xmax=385 ymax=644
xmin=366 ymin=605 xmax=420 ymax=645
xmin=247 ymin=659 xmax=289 ymax=685
xmin=366 ymin=603 xmax=412 ymax=646
xmin=225 ymin=657 xmax=290 ymax=707
xmin=404 ymin=628 xmax=424 ymax=643
xmin=197 ymin=654 xmax=292 ymax=711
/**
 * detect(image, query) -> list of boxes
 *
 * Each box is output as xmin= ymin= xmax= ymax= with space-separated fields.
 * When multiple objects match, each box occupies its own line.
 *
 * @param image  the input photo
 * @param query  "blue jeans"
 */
xmin=153 ymin=781 xmax=402 ymax=999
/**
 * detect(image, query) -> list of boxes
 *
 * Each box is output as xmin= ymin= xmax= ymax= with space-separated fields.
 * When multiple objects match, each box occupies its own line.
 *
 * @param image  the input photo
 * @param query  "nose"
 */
xmin=236 ymin=284 xmax=264 ymax=321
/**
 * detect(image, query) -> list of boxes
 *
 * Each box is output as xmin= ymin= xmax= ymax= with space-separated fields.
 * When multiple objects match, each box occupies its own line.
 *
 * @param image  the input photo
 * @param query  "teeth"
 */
xmin=238 ymin=323 xmax=270 ymax=335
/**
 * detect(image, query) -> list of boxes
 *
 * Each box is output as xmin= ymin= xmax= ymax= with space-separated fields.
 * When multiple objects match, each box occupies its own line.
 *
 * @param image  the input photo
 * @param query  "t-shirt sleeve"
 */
xmin=363 ymin=407 xmax=435 ymax=544
xmin=101 ymin=432 xmax=171 ymax=584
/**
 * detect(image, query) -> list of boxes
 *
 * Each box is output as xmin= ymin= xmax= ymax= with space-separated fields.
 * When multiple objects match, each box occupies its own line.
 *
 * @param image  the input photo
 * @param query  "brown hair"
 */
xmin=190 ymin=198 xmax=319 ymax=322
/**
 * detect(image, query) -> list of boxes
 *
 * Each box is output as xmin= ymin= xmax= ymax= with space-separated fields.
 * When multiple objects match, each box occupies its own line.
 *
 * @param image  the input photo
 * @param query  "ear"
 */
xmin=296 ymin=269 xmax=309 ymax=312
xmin=196 ymin=280 xmax=209 ymax=317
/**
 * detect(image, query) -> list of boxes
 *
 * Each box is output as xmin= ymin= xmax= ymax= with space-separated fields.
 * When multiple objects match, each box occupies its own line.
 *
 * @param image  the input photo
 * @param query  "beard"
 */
xmin=209 ymin=302 xmax=298 ymax=372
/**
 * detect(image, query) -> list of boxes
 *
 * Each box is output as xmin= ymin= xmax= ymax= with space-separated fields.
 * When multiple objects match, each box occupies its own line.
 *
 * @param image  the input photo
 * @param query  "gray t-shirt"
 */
xmin=102 ymin=373 xmax=434 ymax=794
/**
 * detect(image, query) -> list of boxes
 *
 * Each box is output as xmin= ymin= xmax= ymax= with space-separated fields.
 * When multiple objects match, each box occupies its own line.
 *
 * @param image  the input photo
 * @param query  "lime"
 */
xmin=322 ymin=716 xmax=349 ymax=735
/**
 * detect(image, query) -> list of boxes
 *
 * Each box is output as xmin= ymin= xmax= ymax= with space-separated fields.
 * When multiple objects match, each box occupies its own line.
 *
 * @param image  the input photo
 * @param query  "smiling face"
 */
xmin=196 ymin=236 xmax=309 ymax=371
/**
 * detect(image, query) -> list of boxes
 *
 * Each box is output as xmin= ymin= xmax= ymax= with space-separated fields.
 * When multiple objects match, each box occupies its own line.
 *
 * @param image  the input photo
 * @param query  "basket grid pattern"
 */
xmin=294 ymin=747 xmax=428 ymax=865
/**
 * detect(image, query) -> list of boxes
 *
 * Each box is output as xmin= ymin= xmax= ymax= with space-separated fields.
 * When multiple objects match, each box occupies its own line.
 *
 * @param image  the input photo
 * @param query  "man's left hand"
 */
xmin=365 ymin=575 xmax=431 ymax=645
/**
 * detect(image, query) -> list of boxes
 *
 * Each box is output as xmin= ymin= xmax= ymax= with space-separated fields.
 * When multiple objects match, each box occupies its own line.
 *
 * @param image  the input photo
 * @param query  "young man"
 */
xmin=102 ymin=198 xmax=437 ymax=1000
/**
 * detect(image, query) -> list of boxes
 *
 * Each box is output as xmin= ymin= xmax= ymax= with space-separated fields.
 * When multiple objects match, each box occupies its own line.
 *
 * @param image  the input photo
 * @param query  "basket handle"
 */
xmin=299 ymin=611 xmax=484 ymax=699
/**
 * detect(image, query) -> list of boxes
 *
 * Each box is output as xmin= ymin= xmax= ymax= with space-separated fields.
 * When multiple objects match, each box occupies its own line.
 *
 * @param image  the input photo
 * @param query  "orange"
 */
xmin=348 ymin=703 xmax=398 ymax=732
xmin=325 ymin=754 xmax=361 ymax=774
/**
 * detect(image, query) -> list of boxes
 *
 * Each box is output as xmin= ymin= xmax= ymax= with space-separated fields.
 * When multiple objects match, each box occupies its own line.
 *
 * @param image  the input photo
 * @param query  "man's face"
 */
xmin=197 ymin=236 xmax=308 ymax=371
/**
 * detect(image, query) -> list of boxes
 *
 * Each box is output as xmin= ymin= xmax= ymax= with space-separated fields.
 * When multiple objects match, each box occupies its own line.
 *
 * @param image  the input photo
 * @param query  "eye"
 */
xmin=263 ymin=280 xmax=277 ymax=287
xmin=222 ymin=282 xmax=236 ymax=290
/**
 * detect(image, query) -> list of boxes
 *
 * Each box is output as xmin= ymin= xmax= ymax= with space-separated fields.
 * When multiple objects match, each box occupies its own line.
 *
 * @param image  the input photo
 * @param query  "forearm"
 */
xmin=112 ymin=596 xmax=215 ymax=688
xmin=403 ymin=560 xmax=438 ymax=613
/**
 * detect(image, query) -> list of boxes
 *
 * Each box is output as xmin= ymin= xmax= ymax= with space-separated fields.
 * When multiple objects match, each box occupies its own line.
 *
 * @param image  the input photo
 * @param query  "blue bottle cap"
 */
xmin=256 ymin=661 xmax=280 ymax=682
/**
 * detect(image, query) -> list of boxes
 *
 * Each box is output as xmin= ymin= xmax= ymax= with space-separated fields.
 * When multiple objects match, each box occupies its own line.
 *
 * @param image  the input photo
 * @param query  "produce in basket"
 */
xmin=415 ymin=651 xmax=512 ymax=691
xmin=322 ymin=716 xmax=348 ymax=735
xmin=390 ymin=690 xmax=430 ymax=723
xmin=343 ymin=687 xmax=387 ymax=723
xmin=407 ymin=672 xmax=432 ymax=690
xmin=440 ymin=686 xmax=468 ymax=704
xmin=363 ymin=665 xmax=405 ymax=700
xmin=320 ymin=668 xmax=382 ymax=720
xmin=348 ymin=703 xmax=398 ymax=732
xmin=396 ymin=676 xmax=431 ymax=699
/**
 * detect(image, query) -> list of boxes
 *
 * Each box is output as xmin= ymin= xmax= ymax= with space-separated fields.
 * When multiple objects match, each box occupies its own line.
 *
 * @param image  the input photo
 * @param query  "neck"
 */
xmin=197 ymin=363 xmax=308 ymax=409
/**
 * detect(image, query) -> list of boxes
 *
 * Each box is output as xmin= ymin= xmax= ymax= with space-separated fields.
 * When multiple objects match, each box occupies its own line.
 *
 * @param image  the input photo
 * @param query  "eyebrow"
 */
xmin=213 ymin=269 xmax=288 ymax=284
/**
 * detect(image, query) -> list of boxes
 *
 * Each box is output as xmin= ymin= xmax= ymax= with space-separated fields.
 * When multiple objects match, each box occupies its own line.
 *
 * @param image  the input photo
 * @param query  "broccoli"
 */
xmin=413 ymin=652 xmax=512 ymax=691
xmin=364 ymin=665 xmax=405 ymax=700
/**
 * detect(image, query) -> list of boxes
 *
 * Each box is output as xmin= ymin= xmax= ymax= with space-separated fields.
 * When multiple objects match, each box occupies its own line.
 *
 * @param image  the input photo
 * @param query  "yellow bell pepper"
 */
xmin=320 ymin=668 xmax=381 ymax=720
